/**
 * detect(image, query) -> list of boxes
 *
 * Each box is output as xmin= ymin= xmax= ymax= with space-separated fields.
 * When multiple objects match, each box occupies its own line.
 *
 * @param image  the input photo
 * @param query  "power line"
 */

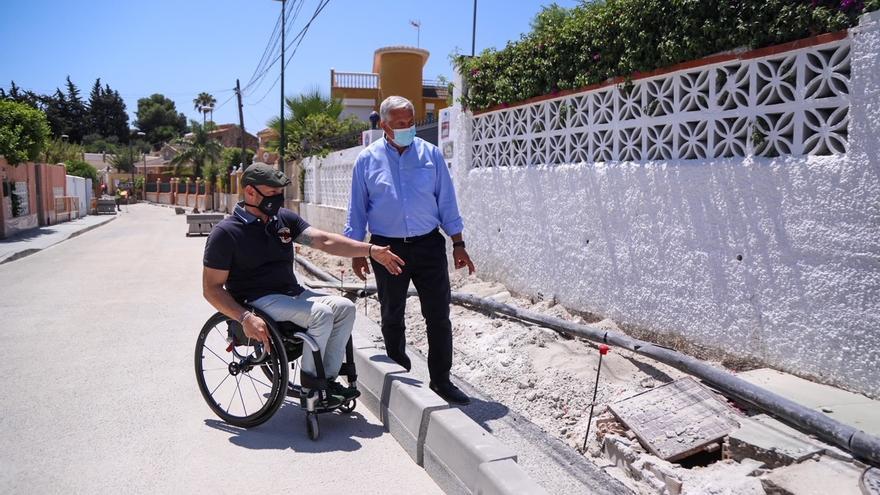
xmin=245 ymin=0 xmax=331 ymax=106
xmin=242 ymin=0 xmax=324 ymax=99
xmin=242 ymin=0 xmax=304 ymax=97
xmin=242 ymin=2 xmax=287 ymax=91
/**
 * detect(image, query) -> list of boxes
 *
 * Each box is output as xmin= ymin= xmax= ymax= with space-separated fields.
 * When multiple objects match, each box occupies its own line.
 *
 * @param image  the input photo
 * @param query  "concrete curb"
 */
xmin=352 ymin=327 xmax=548 ymax=494
xmin=0 ymin=216 xmax=116 ymax=265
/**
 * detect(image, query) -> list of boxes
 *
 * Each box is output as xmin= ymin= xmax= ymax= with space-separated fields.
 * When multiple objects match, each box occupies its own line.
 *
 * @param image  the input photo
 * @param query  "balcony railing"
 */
xmin=332 ymin=72 xmax=450 ymax=94
xmin=333 ymin=72 xmax=379 ymax=89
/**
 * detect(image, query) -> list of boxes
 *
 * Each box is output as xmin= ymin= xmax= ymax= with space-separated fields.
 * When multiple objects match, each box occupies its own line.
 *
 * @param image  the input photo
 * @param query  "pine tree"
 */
xmin=86 ymin=78 xmax=129 ymax=143
xmin=63 ymin=76 xmax=87 ymax=142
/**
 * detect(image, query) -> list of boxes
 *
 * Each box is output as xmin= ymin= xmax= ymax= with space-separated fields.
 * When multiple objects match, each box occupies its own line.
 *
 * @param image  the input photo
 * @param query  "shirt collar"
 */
xmin=233 ymin=202 xmax=259 ymax=224
xmin=383 ymin=136 xmax=412 ymax=155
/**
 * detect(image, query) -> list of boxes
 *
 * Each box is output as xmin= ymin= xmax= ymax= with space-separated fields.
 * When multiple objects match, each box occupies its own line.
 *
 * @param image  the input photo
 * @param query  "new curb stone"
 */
xmin=348 ymin=323 xmax=549 ymax=494
xmin=386 ymin=379 xmax=449 ymax=465
xmin=475 ymin=459 xmax=547 ymax=495
xmin=423 ymin=408 xmax=517 ymax=494
xmin=352 ymin=345 xmax=408 ymax=414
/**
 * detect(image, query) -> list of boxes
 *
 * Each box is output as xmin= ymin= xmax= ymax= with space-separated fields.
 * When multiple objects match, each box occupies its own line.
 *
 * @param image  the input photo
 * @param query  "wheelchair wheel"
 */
xmin=260 ymin=349 xmax=302 ymax=398
xmin=194 ymin=312 xmax=289 ymax=428
xmin=306 ymin=412 xmax=319 ymax=440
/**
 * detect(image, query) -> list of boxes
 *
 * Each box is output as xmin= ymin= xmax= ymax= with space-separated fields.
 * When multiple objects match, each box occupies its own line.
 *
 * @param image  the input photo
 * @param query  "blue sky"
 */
xmin=0 ymin=0 xmax=581 ymax=134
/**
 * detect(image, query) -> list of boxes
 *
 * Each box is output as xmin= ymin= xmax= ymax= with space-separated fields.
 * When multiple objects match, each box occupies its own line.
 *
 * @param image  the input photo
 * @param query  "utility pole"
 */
xmin=471 ymin=0 xmax=478 ymax=56
xmin=275 ymin=0 xmax=287 ymax=172
xmin=235 ymin=79 xmax=246 ymax=174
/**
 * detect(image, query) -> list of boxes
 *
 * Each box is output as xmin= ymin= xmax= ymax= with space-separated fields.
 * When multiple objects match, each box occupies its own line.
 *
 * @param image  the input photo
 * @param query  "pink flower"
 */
xmin=592 ymin=53 xmax=601 ymax=62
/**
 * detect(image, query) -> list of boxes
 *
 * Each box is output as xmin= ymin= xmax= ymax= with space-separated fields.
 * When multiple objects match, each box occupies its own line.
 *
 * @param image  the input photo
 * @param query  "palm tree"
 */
xmin=170 ymin=121 xmax=222 ymax=178
xmin=193 ymin=92 xmax=217 ymax=127
xmin=265 ymin=88 xmax=344 ymax=153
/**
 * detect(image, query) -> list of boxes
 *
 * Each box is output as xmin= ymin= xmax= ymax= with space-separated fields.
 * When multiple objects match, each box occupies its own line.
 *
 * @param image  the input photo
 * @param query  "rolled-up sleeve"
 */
xmin=344 ymin=156 xmax=369 ymax=241
xmin=434 ymin=149 xmax=464 ymax=236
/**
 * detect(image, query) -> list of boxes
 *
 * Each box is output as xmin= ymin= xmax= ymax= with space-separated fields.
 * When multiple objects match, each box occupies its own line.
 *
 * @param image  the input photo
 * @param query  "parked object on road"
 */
xmin=186 ymin=213 xmax=224 ymax=236
xmin=194 ymin=308 xmax=359 ymax=440
xmin=96 ymin=198 xmax=117 ymax=215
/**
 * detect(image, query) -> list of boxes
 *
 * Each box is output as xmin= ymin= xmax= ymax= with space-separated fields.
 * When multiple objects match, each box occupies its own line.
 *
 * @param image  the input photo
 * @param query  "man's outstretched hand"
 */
xmin=353 ymin=245 xmax=405 ymax=280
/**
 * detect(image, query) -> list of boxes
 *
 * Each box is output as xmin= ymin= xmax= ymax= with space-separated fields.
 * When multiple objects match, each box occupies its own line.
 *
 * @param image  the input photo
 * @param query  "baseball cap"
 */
xmin=242 ymin=162 xmax=291 ymax=187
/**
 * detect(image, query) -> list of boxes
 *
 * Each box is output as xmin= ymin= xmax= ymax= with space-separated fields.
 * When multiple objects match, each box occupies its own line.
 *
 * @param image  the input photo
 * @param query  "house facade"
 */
xmin=330 ymin=46 xmax=449 ymax=123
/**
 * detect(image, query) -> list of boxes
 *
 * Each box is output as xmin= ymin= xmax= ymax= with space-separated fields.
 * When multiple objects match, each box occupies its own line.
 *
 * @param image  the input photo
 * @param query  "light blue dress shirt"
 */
xmin=344 ymin=136 xmax=463 ymax=241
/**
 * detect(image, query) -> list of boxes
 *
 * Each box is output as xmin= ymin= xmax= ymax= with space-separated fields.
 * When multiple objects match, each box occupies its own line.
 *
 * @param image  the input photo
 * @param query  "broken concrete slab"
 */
xmin=726 ymin=414 xmax=825 ymax=468
xmin=761 ymin=456 xmax=863 ymax=495
xmin=680 ymin=459 xmax=766 ymax=495
xmin=609 ymin=377 xmax=742 ymax=461
xmin=738 ymin=369 xmax=880 ymax=437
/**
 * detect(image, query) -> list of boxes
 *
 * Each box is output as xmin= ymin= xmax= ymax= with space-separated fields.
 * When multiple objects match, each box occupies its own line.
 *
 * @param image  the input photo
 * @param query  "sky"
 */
xmin=0 ymin=0 xmax=582 ymax=134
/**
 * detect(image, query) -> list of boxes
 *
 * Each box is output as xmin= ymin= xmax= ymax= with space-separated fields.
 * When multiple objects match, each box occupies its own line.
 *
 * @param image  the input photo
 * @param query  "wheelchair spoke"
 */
xmin=236 ymin=376 xmax=247 ymax=416
xmin=227 ymin=375 xmax=243 ymax=414
xmin=247 ymin=373 xmax=264 ymax=405
xmin=243 ymin=370 xmax=273 ymax=389
xmin=209 ymin=372 xmax=232 ymax=397
xmin=202 ymin=343 xmax=230 ymax=366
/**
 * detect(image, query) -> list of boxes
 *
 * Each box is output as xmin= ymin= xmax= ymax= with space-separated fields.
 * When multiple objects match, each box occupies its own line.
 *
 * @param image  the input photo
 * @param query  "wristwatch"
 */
xmin=452 ymin=241 xmax=466 ymax=249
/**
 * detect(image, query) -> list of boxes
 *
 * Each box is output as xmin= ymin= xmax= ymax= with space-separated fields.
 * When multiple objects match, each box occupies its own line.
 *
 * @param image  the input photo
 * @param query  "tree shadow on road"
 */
xmin=204 ymin=400 xmax=384 ymax=453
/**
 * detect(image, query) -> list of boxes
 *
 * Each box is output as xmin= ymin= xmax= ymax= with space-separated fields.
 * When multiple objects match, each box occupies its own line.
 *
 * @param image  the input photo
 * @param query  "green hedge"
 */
xmin=457 ymin=0 xmax=878 ymax=111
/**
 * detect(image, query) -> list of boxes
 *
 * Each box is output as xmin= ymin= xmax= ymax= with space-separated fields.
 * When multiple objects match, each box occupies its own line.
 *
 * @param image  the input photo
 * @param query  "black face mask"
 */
xmin=246 ymin=187 xmax=284 ymax=217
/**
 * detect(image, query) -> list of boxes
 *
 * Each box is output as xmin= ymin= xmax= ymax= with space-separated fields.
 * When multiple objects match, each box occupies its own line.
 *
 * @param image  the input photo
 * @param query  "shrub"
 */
xmin=457 ymin=0 xmax=877 ymax=111
xmin=65 ymin=159 xmax=99 ymax=182
xmin=0 ymin=100 xmax=51 ymax=164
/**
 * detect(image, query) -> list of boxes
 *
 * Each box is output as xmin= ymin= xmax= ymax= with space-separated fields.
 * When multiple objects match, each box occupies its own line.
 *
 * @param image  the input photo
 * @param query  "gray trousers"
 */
xmin=251 ymin=289 xmax=355 ymax=380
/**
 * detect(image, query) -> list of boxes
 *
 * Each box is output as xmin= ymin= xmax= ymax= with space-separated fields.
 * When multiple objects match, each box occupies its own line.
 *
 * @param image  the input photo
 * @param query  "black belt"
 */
xmin=372 ymin=228 xmax=439 ymax=244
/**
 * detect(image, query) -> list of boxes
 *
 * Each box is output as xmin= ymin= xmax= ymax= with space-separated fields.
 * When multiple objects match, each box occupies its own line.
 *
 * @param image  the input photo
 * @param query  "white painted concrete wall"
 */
xmin=65 ymin=175 xmax=91 ymax=217
xmin=452 ymin=14 xmax=880 ymax=397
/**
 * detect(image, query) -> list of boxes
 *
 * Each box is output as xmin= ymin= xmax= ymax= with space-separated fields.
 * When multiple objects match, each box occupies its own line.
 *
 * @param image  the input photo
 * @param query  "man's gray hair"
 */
xmin=379 ymin=96 xmax=415 ymax=122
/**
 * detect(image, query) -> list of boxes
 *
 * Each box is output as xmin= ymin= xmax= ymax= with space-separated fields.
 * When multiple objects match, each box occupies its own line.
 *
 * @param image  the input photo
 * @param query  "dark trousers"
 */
xmin=370 ymin=230 xmax=452 ymax=384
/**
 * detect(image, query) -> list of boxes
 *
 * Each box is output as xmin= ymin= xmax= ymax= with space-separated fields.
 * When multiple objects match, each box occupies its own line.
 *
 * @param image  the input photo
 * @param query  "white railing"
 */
xmin=471 ymin=37 xmax=851 ymax=168
xmin=302 ymin=161 xmax=315 ymax=204
xmin=317 ymin=160 xmax=353 ymax=209
xmin=333 ymin=71 xmax=379 ymax=89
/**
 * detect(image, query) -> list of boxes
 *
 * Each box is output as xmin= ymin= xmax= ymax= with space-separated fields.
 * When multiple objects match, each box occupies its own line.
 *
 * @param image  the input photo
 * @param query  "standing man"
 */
xmin=345 ymin=96 xmax=476 ymax=405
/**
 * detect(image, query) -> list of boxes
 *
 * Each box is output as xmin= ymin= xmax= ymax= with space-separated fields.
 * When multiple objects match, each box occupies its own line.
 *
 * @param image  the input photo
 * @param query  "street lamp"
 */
xmin=129 ymin=131 xmax=146 ymax=203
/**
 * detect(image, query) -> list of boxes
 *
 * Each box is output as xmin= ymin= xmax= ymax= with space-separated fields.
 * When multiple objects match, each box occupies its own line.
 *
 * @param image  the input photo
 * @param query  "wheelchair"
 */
xmin=194 ymin=308 xmax=358 ymax=440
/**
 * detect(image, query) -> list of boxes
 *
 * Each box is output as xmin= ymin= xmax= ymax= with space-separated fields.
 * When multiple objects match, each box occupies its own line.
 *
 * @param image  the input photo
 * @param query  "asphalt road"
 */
xmin=0 ymin=204 xmax=441 ymax=494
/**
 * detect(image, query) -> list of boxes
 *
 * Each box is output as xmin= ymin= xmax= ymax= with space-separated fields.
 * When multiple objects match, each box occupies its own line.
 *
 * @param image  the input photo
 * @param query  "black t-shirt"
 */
xmin=203 ymin=206 xmax=310 ymax=303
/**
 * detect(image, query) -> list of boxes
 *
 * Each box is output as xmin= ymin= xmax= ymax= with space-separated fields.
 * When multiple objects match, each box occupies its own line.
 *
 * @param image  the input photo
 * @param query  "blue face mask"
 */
xmin=391 ymin=125 xmax=417 ymax=147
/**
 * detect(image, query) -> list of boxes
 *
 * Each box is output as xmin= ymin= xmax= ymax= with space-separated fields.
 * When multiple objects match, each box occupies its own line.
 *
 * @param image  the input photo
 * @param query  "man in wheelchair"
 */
xmin=202 ymin=163 xmax=404 ymax=408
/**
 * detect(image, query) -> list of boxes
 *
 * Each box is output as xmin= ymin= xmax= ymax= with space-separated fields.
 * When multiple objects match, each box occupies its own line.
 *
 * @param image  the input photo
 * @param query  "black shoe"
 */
xmin=429 ymin=381 xmax=471 ymax=405
xmin=389 ymin=353 xmax=412 ymax=372
xmin=327 ymin=379 xmax=361 ymax=401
